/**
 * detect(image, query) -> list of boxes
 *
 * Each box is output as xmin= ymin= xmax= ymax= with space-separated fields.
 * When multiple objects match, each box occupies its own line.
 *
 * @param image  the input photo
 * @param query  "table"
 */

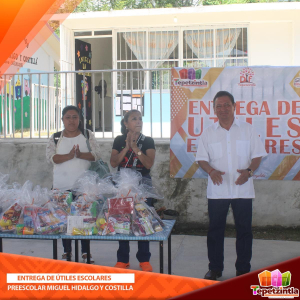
xmin=60 ymin=220 xmax=176 ymax=274
xmin=0 ymin=233 xmax=60 ymax=259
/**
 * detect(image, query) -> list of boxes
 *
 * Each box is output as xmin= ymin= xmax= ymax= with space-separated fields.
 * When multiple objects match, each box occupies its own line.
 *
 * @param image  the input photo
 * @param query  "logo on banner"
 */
xmin=250 ymin=269 xmax=299 ymax=299
xmin=238 ymin=67 xmax=256 ymax=87
xmin=293 ymin=77 xmax=300 ymax=88
xmin=174 ymin=68 xmax=208 ymax=89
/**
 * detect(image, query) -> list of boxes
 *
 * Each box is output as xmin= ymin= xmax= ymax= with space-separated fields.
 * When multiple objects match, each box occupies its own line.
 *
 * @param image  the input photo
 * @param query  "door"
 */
xmin=75 ymin=39 xmax=92 ymax=129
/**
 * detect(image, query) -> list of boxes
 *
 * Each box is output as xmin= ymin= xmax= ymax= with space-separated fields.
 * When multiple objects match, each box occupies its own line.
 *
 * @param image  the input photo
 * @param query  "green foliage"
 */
xmin=74 ymin=0 xmax=201 ymax=11
xmin=55 ymin=27 xmax=60 ymax=38
xmin=203 ymin=0 xmax=281 ymax=4
xmin=72 ymin=0 xmax=300 ymax=11
xmin=54 ymin=67 xmax=61 ymax=88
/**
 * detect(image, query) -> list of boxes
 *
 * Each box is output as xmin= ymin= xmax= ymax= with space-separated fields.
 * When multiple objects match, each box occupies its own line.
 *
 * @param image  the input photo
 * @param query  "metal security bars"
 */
xmin=183 ymin=27 xmax=248 ymax=68
xmin=0 ymin=68 xmax=172 ymax=140
xmin=0 ymin=73 xmax=62 ymax=139
xmin=117 ymin=27 xmax=248 ymax=81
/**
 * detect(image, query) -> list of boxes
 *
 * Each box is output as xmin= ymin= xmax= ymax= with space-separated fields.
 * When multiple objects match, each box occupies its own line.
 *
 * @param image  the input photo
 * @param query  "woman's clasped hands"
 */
xmin=125 ymin=132 xmax=139 ymax=152
xmin=68 ymin=144 xmax=82 ymax=159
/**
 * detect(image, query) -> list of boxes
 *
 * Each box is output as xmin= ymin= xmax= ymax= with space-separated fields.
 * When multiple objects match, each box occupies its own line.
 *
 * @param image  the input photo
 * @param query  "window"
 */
xmin=74 ymin=31 xmax=92 ymax=36
xmin=117 ymin=31 xmax=146 ymax=90
xmin=148 ymin=30 xmax=178 ymax=89
xmin=117 ymin=30 xmax=179 ymax=90
xmin=183 ymin=29 xmax=214 ymax=68
xmin=116 ymin=26 xmax=248 ymax=90
xmin=94 ymin=30 xmax=112 ymax=36
xmin=183 ymin=27 xmax=248 ymax=68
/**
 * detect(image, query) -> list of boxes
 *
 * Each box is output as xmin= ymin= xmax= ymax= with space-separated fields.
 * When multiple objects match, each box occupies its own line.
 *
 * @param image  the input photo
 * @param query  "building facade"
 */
xmin=56 ymin=2 xmax=300 ymax=136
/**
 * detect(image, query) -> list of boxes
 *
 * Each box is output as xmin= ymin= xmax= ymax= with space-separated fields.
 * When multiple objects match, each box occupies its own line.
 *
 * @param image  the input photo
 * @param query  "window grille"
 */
xmin=116 ymin=26 xmax=248 ymax=89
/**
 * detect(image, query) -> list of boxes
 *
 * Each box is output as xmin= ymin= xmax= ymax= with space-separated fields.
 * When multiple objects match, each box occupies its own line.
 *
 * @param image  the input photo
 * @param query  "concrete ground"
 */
xmin=1 ymin=235 xmax=299 ymax=280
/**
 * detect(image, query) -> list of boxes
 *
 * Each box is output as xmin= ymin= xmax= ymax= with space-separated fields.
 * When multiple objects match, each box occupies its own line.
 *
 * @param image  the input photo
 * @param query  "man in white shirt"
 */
xmin=196 ymin=91 xmax=267 ymax=280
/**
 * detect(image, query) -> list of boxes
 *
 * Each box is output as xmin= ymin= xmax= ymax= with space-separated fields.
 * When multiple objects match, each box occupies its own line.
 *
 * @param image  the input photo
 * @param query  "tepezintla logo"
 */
xmin=250 ymin=269 xmax=299 ymax=299
xmin=238 ymin=67 xmax=256 ymax=87
xmin=174 ymin=68 xmax=208 ymax=88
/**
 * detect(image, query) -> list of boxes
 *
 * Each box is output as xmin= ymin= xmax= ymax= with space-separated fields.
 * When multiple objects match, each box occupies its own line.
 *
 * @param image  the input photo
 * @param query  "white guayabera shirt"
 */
xmin=195 ymin=118 xmax=267 ymax=199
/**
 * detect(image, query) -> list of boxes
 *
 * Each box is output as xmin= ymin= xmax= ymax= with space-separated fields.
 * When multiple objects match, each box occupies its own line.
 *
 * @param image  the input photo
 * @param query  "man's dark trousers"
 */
xmin=207 ymin=198 xmax=253 ymax=273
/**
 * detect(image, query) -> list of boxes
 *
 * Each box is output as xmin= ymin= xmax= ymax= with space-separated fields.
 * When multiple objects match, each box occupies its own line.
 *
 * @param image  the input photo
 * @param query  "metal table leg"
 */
xmin=168 ymin=235 xmax=171 ymax=274
xmin=160 ymin=241 xmax=163 ymax=273
xmin=53 ymin=239 xmax=57 ymax=259
xmin=75 ymin=240 xmax=78 ymax=262
xmin=87 ymin=240 xmax=90 ymax=264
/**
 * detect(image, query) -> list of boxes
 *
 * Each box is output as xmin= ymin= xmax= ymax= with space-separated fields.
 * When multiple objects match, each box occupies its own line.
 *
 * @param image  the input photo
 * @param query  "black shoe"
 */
xmin=204 ymin=270 xmax=222 ymax=280
xmin=236 ymin=270 xmax=249 ymax=276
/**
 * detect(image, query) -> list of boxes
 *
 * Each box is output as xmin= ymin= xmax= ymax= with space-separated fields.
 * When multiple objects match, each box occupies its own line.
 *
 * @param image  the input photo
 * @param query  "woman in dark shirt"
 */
xmin=110 ymin=109 xmax=155 ymax=272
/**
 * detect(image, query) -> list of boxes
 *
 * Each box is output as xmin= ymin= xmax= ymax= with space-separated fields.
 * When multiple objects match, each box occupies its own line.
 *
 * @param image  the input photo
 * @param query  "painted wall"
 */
xmin=61 ymin=3 xmax=300 ymax=67
xmin=249 ymin=22 xmax=293 ymax=66
xmin=113 ymin=92 xmax=170 ymax=137
xmin=0 ymin=34 xmax=59 ymax=133
xmin=0 ymin=140 xmax=299 ymax=228
xmin=61 ymin=3 xmax=300 ymax=140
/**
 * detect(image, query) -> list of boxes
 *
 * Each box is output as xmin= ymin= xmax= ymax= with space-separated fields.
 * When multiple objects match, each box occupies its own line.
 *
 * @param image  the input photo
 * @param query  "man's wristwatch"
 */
xmin=246 ymin=168 xmax=254 ymax=177
xmin=137 ymin=151 xmax=142 ymax=156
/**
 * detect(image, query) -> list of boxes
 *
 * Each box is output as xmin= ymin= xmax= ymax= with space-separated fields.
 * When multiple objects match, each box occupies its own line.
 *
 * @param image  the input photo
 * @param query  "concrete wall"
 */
xmin=1 ymin=140 xmax=299 ymax=229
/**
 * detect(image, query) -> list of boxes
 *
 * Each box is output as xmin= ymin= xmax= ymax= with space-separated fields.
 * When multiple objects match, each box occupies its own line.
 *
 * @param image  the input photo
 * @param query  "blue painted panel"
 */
xmin=143 ymin=92 xmax=170 ymax=123
xmin=114 ymin=92 xmax=170 ymax=122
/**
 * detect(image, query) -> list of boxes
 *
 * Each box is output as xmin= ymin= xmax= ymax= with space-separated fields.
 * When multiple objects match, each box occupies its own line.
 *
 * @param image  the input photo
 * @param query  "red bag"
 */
xmin=107 ymin=197 xmax=134 ymax=215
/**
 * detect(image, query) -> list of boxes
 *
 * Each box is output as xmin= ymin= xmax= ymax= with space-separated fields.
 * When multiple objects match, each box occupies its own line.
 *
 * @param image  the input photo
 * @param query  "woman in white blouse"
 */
xmin=46 ymin=105 xmax=101 ymax=263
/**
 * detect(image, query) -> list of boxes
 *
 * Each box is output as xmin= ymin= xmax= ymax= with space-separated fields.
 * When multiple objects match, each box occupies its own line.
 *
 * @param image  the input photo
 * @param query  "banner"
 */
xmin=170 ymin=66 xmax=300 ymax=180
xmin=1 ymin=253 xmax=299 ymax=300
xmin=0 ymin=253 xmax=216 ymax=299
xmin=171 ymin=257 xmax=300 ymax=300
xmin=0 ymin=0 xmax=83 ymax=77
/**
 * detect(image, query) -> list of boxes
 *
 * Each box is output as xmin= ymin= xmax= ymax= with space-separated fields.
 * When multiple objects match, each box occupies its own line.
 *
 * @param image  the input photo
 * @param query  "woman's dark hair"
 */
xmin=62 ymin=105 xmax=83 ymax=131
xmin=62 ymin=105 xmax=80 ymax=117
xmin=213 ymin=91 xmax=235 ymax=107
xmin=120 ymin=109 xmax=141 ymax=135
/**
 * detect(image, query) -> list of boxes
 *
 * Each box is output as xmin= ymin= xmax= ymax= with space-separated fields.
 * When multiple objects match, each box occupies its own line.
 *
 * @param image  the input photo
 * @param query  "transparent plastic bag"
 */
xmin=0 ymin=180 xmax=24 ymax=233
xmin=132 ymin=201 xmax=164 ymax=236
xmin=34 ymin=201 xmax=68 ymax=235
xmin=111 ymin=169 xmax=164 ymax=200
xmin=112 ymin=169 xmax=142 ymax=198
xmin=0 ymin=201 xmax=23 ymax=233
xmin=95 ymin=169 xmax=165 ymax=236
xmin=17 ymin=182 xmax=53 ymax=235
xmin=96 ymin=197 xmax=134 ymax=236
xmin=67 ymin=192 xmax=100 ymax=235
xmin=50 ymin=190 xmax=73 ymax=214
xmin=0 ymin=173 xmax=9 ymax=189
xmin=73 ymin=170 xmax=118 ymax=199
xmin=70 ymin=195 xmax=100 ymax=217
xmin=72 ymin=171 xmax=100 ymax=200
xmin=21 ymin=204 xmax=38 ymax=235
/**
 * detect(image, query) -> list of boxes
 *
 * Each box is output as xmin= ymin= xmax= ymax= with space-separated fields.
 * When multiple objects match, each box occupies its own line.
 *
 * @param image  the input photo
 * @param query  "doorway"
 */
xmin=76 ymin=36 xmax=113 ymax=132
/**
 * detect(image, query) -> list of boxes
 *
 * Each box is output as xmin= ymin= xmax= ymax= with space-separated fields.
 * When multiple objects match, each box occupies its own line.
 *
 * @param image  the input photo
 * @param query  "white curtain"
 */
xmin=184 ymin=28 xmax=241 ymax=67
xmin=123 ymin=31 xmax=178 ymax=69
xmin=60 ymin=24 xmax=75 ymax=106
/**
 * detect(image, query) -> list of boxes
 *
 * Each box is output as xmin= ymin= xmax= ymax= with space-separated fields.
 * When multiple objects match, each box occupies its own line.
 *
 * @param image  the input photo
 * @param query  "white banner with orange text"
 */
xmin=170 ymin=66 xmax=300 ymax=180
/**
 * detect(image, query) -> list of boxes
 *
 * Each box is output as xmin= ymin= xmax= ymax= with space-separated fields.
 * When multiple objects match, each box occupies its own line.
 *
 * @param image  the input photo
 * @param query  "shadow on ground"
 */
xmin=172 ymin=225 xmax=300 ymax=241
